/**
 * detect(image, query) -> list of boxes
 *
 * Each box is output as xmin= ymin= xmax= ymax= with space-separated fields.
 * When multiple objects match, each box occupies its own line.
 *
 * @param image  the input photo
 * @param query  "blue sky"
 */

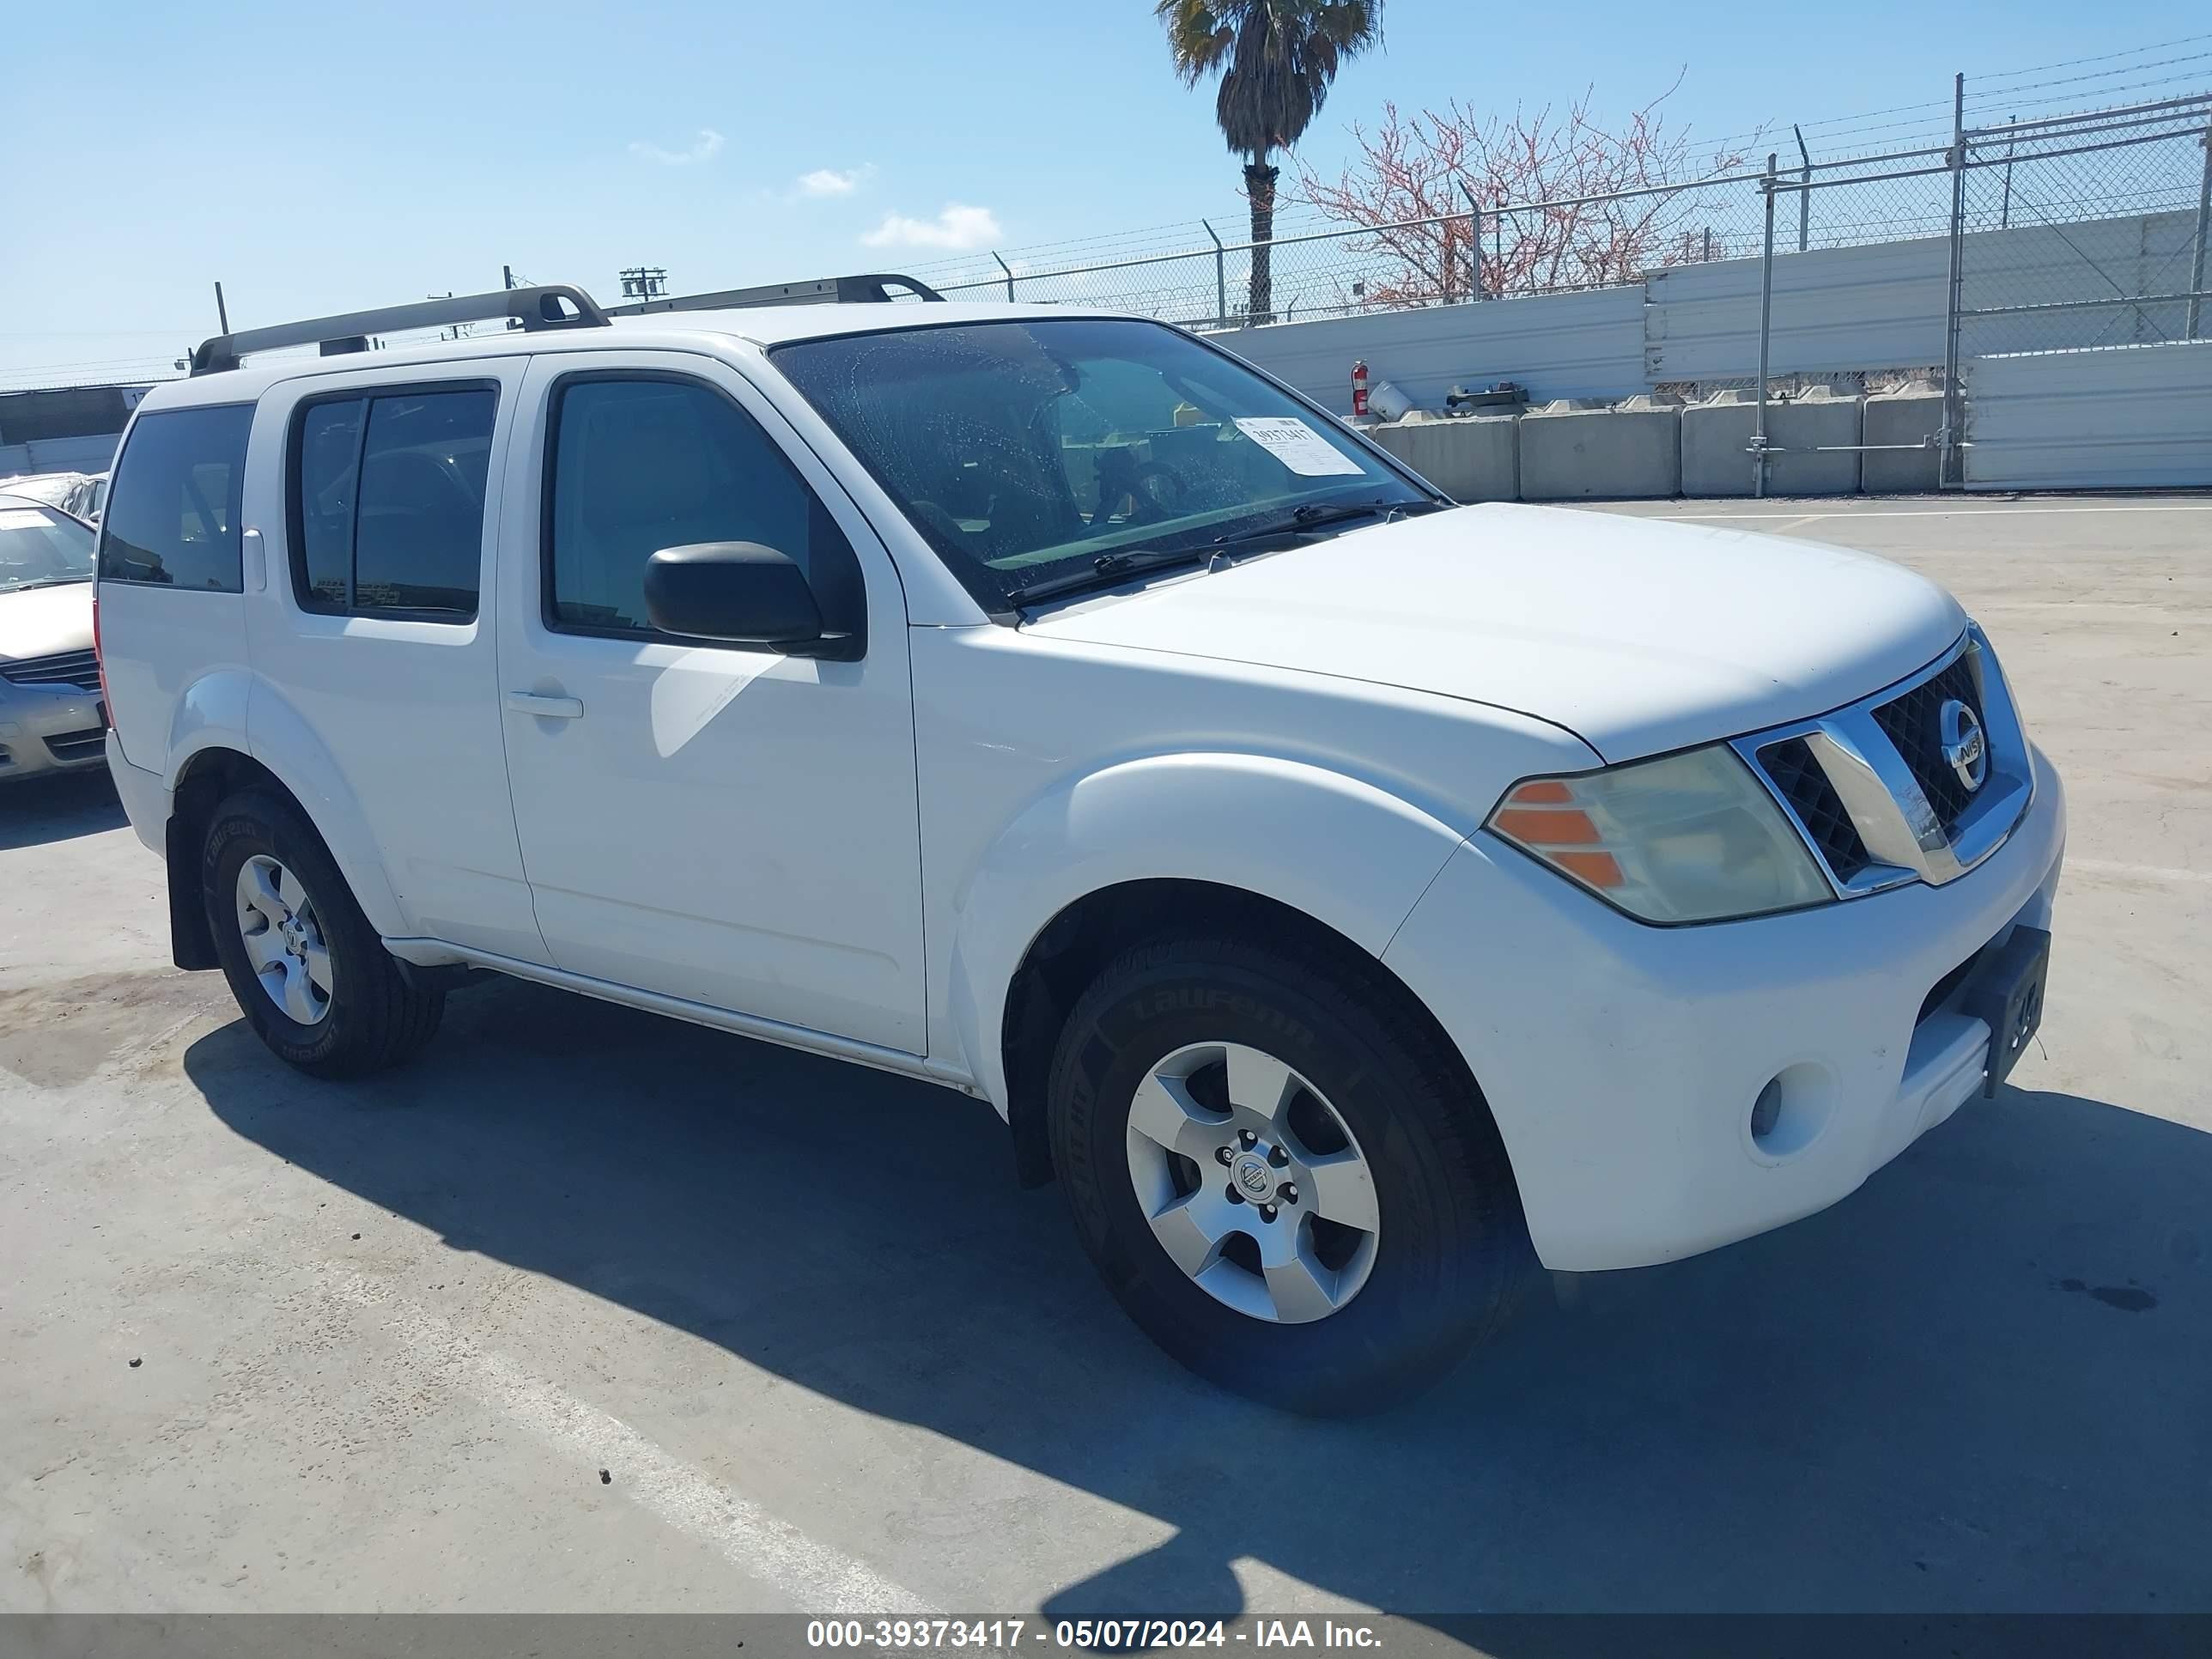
xmin=4 ymin=2 xmax=2206 ymax=386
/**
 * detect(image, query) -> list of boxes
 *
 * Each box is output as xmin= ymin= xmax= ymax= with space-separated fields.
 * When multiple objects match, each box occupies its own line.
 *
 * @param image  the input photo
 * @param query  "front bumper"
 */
xmin=1383 ymin=743 xmax=2068 ymax=1273
xmin=0 ymin=681 xmax=108 ymax=784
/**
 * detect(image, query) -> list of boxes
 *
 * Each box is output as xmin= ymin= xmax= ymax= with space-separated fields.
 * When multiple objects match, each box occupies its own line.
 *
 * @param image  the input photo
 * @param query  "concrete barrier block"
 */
xmin=1680 ymin=387 xmax=1863 ymax=497
xmin=1862 ymin=384 xmax=1944 ymax=493
xmin=1370 ymin=413 xmax=1520 ymax=502
xmin=1519 ymin=398 xmax=1680 ymax=500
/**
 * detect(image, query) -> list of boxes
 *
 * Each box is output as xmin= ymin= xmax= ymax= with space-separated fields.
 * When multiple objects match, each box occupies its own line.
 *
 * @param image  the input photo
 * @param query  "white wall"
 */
xmin=1215 ymin=210 xmax=2200 ymax=410
xmin=1965 ymin=340 xmax=2212 ymax=489
xmin=0 ymin=433 xmax=121 ymax=479
xmin=1216 ymin=287 xmax=1646 ymax=413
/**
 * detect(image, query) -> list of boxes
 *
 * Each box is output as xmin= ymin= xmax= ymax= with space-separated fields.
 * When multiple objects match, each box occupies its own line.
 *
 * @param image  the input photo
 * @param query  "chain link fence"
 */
xmin=1711 ymin=82 xmax=2209 ymax=491
xmin=1954 ymin=96 xmax=2212 ymax=358
xmin=888 ymin=73 xmax=2208 ymax=365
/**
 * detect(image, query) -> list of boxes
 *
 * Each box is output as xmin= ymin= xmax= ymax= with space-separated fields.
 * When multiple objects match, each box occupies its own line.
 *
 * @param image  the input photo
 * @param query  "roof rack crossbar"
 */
xmin=189 ymin=283 xmax=609 ymax=375
xmin=604 ymin=271 xmax=945 ymax=317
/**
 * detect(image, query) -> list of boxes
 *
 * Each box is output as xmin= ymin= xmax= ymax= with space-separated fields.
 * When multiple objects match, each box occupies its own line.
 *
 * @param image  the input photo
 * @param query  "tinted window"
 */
xmin=99 ymin=404 xmax=253 ymax=590
xmin=289 ymin=386 xmax=495 ymax=617
xmin=0 ymin=500 xmax=96 ymax=592
xmin=296 ymin=398 xmax=362 ymax=608
xmin=547 ymin=377 xmax=860 ymax=637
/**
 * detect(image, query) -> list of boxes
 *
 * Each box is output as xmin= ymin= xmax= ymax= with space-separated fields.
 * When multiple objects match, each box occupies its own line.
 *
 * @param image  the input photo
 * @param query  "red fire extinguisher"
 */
xmin=1352 ymin=360 xmax=1370 ymax=418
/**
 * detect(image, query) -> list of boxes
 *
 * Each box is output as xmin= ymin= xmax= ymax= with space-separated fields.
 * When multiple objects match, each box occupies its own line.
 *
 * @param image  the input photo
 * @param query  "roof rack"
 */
xmin=185 ymin=270 xmax=947 ymax=375
xmin=603 ymin=272 xmax=945 ymax=316
xmin=188 ymin=284 xmax=608 ymax=376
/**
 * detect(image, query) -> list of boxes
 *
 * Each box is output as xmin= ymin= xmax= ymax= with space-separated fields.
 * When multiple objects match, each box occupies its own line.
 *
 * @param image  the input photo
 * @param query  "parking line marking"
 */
xmin=325 ymin=1268 xmax=936 ymax=1613
xmin=2069 ymin=858 xmax=2212 ymax=887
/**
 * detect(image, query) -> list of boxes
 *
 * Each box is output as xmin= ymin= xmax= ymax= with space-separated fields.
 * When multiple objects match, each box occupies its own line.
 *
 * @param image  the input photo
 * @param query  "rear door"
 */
xmin=245 ymin=359 xmax=548 ymax=963
xmin=492 ymin=349 xmax=927 ymax=1052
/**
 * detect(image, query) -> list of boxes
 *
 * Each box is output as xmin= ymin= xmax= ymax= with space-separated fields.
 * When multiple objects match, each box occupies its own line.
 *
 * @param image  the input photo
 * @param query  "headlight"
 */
xmin=1486 ymin=745 xmax=1832 ymax=924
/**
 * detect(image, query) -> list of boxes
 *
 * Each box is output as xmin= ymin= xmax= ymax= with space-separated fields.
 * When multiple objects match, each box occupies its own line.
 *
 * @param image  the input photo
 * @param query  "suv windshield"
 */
xmin=770 ymin=318 xmax=1431 ymax=609
xmin=0 ymin=500 xmax=96 ymax=592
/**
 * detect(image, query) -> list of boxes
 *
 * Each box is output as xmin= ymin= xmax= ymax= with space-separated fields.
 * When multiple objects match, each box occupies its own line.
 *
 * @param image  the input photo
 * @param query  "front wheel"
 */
xmin=1047 ymin=932 xmax=1528 ymax=1413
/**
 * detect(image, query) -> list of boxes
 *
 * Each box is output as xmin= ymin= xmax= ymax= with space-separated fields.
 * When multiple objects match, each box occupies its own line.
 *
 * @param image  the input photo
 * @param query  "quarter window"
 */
xmin=98 ymin=404 xmax=254 ymax=591
xmin=544 ymin=376 xmax=862 ymax=639
xmin=289 ymin=386 xmax=496 ymax=617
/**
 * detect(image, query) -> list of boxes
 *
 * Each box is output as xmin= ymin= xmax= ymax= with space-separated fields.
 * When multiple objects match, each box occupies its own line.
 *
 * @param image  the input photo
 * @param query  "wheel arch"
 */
xmin=946 ymin=751 xmax=1484 ymax=1189
xmin=167 ymin=738 xmax=406 ymax=971
xmin=1003 ymin=877 xmax=1513 ymax=1191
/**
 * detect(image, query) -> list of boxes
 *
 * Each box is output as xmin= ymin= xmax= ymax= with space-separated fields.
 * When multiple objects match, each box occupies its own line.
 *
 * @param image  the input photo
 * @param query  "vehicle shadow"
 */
xmin=187 ymin=976 xmax=2210 ymax=1617
xmin=0 ymin=769 xmax=125 ymax=849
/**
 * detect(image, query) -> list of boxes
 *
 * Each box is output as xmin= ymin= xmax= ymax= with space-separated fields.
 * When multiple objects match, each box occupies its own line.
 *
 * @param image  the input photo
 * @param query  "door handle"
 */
xmin=241 ymin=527 xmax=267 ymax=592
xmin=505 ymin=691 xmax=584 ymax=720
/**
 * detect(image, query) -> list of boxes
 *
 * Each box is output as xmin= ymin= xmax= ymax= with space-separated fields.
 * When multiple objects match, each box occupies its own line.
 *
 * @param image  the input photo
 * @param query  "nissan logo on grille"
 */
xmin=1939 ymin=697 xmax=1987 ymax=793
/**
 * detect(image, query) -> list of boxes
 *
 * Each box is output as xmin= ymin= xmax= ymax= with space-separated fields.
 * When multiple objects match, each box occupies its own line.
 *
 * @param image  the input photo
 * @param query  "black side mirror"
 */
xmin=643 ymin=542 xmax=838 ymax=650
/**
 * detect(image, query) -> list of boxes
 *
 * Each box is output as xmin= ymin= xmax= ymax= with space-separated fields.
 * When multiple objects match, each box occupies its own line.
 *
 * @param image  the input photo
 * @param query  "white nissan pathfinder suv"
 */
xmin=95 ymin=279 xmax=2063 ymax=1410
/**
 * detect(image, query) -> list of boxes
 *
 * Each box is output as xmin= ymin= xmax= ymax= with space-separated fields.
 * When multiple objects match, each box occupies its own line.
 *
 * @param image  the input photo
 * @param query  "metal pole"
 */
xmin=1704 ymin=226 xmax=1713 ymax=262
xmin=214 ymin=282 xmax=230 ymax=334
xmin=1793 ymin=125 xmax=1811 ymax=252
xmin=1755 ymin=155 xmax=1777 ymax=499
xmin=993 ymin=252 xmax=1015 ymax=303
xmin=2189 ymin=120 xmax=2212 ymax=339
xmin=1459 ymin=181 xmax=1478 ymax=301
xmin=2000 ymin=118 xmax=2017 ymax=228
xmin=1493 ymin=201 xmax=1504 ymax=295
xmin=1941 ymin=72 xmax=1967 ymax=489
xmin=1202 ymin=219 xmax=1226 ymax=325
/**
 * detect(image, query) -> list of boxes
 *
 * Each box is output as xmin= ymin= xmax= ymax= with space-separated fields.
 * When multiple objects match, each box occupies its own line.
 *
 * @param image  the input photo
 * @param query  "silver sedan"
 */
xmin=0 ymin=492 xmax=107 ymax=784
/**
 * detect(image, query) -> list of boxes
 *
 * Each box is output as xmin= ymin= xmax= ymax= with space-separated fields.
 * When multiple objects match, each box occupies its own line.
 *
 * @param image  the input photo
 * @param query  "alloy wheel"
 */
xmin=234 ymin=854 xmax=335 ymax=1027
xmin=1123 ymin=1041 xmax=1380 ymax=1323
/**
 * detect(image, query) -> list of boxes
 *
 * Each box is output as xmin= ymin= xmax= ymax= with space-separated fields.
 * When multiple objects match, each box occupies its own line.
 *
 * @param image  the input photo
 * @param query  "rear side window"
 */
xmin=289 ymin=385 xmax=497 ymax=618
xmin=99 ymin=404 xmax=253 ymax=590
xmin=544 ymin=375 xmax=862 ymax=638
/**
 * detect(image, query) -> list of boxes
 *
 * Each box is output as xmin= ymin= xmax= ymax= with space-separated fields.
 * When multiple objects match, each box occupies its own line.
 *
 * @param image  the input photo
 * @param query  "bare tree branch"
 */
xmin=1294 ymin=76 xmax=1759 ymax=307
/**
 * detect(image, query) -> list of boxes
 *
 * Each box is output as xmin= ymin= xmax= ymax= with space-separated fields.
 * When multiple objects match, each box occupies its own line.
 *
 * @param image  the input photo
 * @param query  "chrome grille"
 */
xmin=2 ymin=647 xmax=102 ymax=692
xmin=1757 ymin=737 xmax=1871 ymax=883
xmin=1870 ymin=654 xmax=1984 ymax=833
xmin=1736 ymin=626 xmax=2032 ymax=899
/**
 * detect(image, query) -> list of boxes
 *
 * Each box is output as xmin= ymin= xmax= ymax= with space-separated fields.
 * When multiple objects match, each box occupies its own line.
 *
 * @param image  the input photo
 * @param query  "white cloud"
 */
xmin=629 ymin=129 xmax=726 ymax=167
xmin=861 ymin=203 xmax=1003 ymax=251
xmin=795 ymin=165 xmax=873 ymax=198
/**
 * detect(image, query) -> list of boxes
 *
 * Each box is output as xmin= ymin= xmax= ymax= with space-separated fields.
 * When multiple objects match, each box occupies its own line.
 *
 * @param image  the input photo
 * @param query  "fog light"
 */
xmin=1749 ymin=1077 xmax=1784 ymax=1144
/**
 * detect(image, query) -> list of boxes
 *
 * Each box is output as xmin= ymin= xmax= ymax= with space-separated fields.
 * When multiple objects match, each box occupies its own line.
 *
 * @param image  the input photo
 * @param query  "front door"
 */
xmin=494 ymin=351 xmax=927 ymax=1054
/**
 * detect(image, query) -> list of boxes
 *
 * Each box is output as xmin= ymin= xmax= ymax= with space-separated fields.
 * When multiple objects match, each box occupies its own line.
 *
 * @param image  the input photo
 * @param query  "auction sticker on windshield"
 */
xmin=1231 ymin=416 xmax=1366 ymax=477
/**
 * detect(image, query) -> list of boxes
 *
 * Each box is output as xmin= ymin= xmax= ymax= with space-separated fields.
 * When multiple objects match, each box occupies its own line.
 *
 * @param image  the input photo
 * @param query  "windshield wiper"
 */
xmin=1211 ymin=497 xmax=1449 ymax=550
xmin=998 ymin=547 xmax=1211 ymax=612
xmin=3 ymin=575 xmax=94 ymax=591
xmin=994 ymin=499 xmax=1451 ymax=616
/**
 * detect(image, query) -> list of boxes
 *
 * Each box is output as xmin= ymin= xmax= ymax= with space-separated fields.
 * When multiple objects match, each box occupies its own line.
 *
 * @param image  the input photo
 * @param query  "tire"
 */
xmin=1048 ymin=931 xmax=1528 ymax=1414
xmin=202 ymin=787 xmax=444 ymax=1079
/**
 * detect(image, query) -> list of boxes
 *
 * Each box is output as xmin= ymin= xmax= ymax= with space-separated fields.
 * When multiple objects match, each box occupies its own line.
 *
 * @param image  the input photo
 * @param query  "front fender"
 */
xmin=946 ymin=751 xmax=1471 ymax=1113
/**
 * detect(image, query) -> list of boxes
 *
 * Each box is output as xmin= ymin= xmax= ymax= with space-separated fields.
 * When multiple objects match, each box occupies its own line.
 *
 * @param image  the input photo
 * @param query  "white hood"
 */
xmin=1023 ymin=502 xmax=1966 ymax=763
xmin=0 ymin=580 xmax=94 ymax=664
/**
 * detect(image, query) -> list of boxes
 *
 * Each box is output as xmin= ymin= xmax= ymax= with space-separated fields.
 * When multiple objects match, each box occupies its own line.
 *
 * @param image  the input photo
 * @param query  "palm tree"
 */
xmin=1154 ymin=0 xmax=1382 ymax=323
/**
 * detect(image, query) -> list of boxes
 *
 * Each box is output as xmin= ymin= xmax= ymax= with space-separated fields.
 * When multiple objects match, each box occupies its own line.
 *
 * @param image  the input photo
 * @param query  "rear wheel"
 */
xmin=203 ymin=789 xmax=444 ymax=1078
xmin=1047 ymin=932 xmax=1528 ymax=1413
